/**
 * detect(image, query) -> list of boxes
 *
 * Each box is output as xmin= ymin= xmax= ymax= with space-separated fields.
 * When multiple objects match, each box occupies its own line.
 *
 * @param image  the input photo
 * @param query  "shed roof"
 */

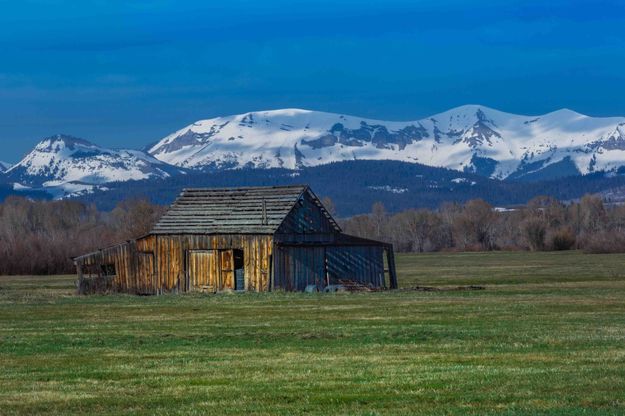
xmin=151 ymin=185 xmax=339 ymax=234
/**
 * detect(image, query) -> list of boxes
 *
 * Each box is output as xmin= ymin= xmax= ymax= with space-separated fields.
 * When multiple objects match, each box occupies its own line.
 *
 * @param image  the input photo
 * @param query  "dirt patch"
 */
xmin=401 ymin=285 xmax=486 ymax=292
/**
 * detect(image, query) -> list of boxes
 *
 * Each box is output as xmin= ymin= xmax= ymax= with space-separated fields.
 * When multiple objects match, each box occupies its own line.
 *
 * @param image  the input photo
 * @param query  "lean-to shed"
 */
xmin=74 ymin=185 xmax=397 ymax=294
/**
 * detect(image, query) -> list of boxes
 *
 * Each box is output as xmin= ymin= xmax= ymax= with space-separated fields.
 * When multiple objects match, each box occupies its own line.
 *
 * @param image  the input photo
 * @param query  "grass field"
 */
xmin=1 ymin=251 xmax=625 ymax=415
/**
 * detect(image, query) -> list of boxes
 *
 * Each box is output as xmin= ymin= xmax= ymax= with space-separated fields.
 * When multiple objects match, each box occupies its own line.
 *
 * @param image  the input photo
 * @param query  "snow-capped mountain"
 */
xmin=0 ymin=161 xmax=11 ymax=173
xmin=3 ymin=105 xmax=625 ymax=201
xmin=148 ymin=106 xmax=625 ymax=180
xmin=4 ymin=134 xmax=181 ymax=197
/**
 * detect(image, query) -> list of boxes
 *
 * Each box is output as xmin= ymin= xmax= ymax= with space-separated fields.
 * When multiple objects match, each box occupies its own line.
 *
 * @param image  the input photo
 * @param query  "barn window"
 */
xmin=83 ymin=264 xmax=100 ymax=278
xmin=101 ymin=264 xmax=116 ymax=276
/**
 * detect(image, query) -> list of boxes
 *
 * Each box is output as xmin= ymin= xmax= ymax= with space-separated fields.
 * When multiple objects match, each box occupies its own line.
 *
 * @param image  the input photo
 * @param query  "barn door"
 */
xmin=220 ymin=250 xmax=235 ymax=290
xmin=137 ymin=252 xmax=155 ymax=294
xmin=188 ymin=250 xmax=219 ymax=292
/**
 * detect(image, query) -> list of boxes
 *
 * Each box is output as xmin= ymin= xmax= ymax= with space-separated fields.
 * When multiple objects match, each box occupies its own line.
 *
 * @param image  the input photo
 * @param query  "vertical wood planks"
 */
xmin=74 ymin=232 xmax=393 ymax=294
xmin=220 ymin=250 xmax=234 ymax=290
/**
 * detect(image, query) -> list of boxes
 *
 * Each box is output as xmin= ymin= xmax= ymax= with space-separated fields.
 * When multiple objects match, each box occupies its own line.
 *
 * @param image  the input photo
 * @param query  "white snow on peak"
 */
xmin=147 ymin=106 xmax=625 ymax=179
xmin=6 ymin=134 xmax=177 ymax=193
xmin=8 ymin=105 xmax=625 ymax=199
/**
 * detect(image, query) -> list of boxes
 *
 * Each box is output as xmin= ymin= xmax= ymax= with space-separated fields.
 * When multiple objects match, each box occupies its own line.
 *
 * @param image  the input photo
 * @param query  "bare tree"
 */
xmin=0 ymin=197 xmax=165 ymax=275
xmin=521 ymin=216 xmax=547 ymax=251
xmin=579 ymin=195 xmax=606 ymax=234
xmin=455 ymin=199 xmax=497 ymax=250
xmin=111 ymin=199 xmax=167 ymax=238
xmin=371 ymin=202 xmax=387 ymax=240
xmin=396 ymin=209 xmax=436 ymax=252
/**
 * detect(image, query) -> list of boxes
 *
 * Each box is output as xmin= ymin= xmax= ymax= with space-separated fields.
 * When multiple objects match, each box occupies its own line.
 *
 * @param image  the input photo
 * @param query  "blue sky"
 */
xmin=1 ymin=0 xmax=624 ymax=161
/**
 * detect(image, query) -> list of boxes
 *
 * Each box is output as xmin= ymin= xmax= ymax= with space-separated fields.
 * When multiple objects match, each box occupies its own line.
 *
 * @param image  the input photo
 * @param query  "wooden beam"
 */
xmin=386 ymin=247 xmax=398 ymax=289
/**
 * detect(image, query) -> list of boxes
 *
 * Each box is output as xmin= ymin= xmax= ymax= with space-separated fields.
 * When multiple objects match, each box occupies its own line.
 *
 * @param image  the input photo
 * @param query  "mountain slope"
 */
xmin=148 ymin=106 xmax=625 ymax=180
xmin=4 ymin=134 xmax=182 ymax=197
xmin=4 ymin=105 xmax=625 ymax=201
xmin=73 ymin=160 xmax=625 ymax=216
xmin=73 ymin=160 xmax=509 ymax=214
xmin=0 ymin=161 xmax=11 ymax=173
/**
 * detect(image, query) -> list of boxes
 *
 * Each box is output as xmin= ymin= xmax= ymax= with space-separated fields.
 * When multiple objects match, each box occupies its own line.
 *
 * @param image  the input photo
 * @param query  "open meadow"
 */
xmin=1 ymin=251 xmax=625 ymax=415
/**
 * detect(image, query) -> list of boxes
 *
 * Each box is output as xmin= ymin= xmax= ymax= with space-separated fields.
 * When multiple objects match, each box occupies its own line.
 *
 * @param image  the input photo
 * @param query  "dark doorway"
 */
xmin=233 ymin=249 xmax=245 ymax=291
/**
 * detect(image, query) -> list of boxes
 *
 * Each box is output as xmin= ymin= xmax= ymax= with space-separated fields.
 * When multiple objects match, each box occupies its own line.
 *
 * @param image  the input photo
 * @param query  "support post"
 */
xmin=386 ymin=246 xmax=398 ymax=289
xmin=75 ymin=262 xmax=83 ymax=295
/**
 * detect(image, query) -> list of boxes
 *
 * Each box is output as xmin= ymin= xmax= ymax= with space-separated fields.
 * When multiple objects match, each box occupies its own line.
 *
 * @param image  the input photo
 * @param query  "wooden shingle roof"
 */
xmin=151 ymin=185 xmax=337 ymax=234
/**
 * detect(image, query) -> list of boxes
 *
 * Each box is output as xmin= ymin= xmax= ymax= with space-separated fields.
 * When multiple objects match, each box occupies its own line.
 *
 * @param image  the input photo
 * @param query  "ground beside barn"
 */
xmin=1 ymin=251 xmax=624 ymax=415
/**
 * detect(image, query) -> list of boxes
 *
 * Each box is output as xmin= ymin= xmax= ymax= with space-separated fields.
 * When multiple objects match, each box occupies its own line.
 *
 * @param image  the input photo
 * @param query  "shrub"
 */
xmin=521 ymin=217 xmax=547 ymax=251
xmin=549 ymin=227 xmax=576 ymax=251
xmin=583 ymin=230 xmax=625 ymax=253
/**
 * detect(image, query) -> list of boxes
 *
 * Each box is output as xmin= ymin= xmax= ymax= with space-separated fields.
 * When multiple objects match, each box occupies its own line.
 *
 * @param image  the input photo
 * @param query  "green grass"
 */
xmin=1 ymin=251 xmax=625 ymax=415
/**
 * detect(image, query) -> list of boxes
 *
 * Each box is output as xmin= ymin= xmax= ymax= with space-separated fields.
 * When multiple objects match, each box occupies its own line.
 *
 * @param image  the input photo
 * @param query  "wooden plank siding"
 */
xmin=326 ymin=246 xmax=384 ymax=287
xmin=274 ymin=189 xmax=339 ymax=239
xmin=73 ymin=235 xmax=157 ymax=294
xmin=272 ymin=245 xmax=326 ymax=291
xmin=272 ymin=244 xmax=385 ymax=291
xmin=75 ymin=235 xmax=393 ymax=294
xmin=75 ymin=234 xmax=273 ymax=294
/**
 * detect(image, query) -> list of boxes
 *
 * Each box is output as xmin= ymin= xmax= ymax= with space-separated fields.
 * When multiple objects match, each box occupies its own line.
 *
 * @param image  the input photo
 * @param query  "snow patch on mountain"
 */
xmin=5 ymin=134 xmax=181 ymax=196
xmin=0 ymin=161 xmax=11 ymax=172
xmin=451 ymin=177 xmax=476 ymax=185
xmin=148 ymin=106 xmax=625 ymax=180
xmin=368 ymin=185 xmax=408 ymax=194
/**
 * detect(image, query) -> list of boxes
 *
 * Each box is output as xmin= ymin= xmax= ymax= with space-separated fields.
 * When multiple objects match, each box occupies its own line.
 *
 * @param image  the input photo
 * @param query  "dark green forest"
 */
xmin=72 ymin=161 xmax=625 ymax=215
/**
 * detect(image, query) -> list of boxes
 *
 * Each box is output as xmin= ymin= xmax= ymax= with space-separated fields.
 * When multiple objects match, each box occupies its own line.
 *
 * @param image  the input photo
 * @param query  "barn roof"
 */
xmin=150 ymin=185 xmax=340 ymax=234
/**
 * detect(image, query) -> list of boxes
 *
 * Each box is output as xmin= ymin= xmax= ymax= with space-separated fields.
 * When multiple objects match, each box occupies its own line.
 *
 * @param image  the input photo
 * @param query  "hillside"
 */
xmin=74 ymin=160 xmax=625 ymax=216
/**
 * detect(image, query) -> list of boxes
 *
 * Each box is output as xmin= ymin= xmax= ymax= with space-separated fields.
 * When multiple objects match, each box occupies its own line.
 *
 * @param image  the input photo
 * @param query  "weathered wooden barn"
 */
xmin=74 ymin=185 xmax=397 ymax=294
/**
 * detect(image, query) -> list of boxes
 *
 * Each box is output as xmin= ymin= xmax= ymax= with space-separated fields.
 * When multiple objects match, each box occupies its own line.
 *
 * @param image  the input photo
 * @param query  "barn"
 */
xmin=73 ymin=185 xmax=397 ymax=294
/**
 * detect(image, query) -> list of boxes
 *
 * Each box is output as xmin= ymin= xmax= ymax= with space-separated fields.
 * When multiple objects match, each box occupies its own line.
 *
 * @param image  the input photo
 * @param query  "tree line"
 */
xmin=339 ymin=195 xmax=625 ymax=254
xmin=1 ymin=194 xmax=624 ymax=275
xmin=0 ymin=197 xmax=166 ymax=275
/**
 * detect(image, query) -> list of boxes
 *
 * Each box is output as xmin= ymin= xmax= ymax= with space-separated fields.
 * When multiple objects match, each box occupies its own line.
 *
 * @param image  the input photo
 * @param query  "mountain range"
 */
xmin=148 ymin=105 xmax=625 ymax=180
xmin=3 ymin=105 xmax=625 ymax=212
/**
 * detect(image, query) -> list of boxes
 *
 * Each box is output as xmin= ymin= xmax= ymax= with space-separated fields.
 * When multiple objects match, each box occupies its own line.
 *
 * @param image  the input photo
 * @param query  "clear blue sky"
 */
xmin=1 ymin=0 xmax=624 ymax=162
